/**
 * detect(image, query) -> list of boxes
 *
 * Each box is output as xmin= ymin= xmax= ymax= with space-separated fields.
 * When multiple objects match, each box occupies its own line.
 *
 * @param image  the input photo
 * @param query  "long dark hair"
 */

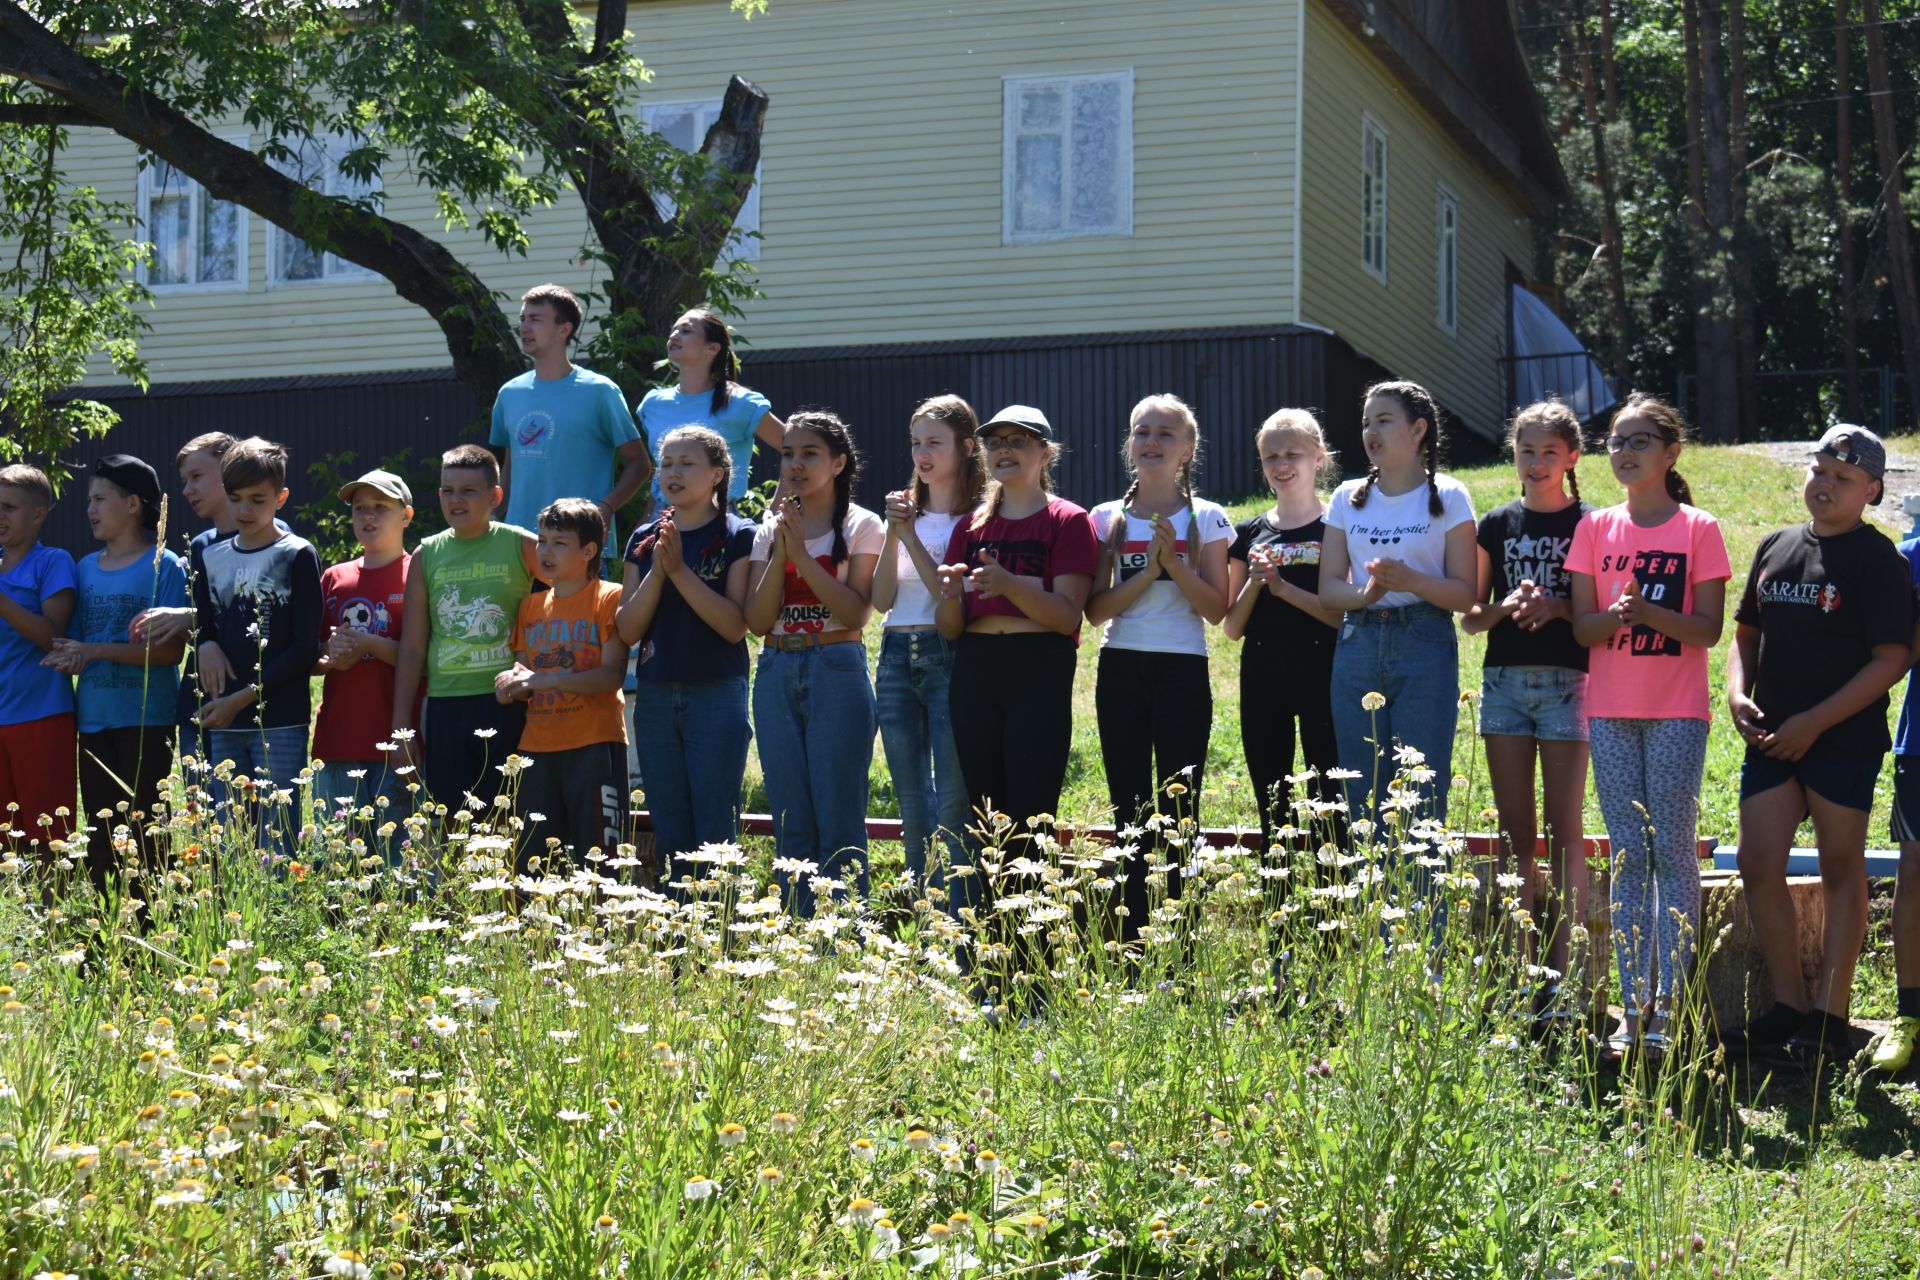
xmin=1508 ymin=398 xmax=1584 ymax=503
xmin=681 ymin=306 xmax=744 ymax=416
xmin=909 ymin=395 xmax=986 ymax=514
xmin=1611 ymin=393 xmax=1693 ymax=505
xmin=1351 ymin=380 xmax=1444 ymax=517
xmin=786 ymin=409 xmax=861 ymax=566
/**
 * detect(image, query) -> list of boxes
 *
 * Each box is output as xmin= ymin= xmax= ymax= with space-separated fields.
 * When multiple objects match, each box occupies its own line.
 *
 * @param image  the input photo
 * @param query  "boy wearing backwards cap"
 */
xmin=0 ymin=463 xmax=76 ymax=846
xmin=312 ymin=469 xmax=414 ymax=844
xmin=44 ymin=455 xmax=188 ymax=901
xmin=1726 ymin=424 xmax=1914 ymax=1069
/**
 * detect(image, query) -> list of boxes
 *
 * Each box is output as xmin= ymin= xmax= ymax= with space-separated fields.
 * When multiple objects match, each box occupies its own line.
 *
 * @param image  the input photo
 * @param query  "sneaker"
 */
xmin=1868 ymin=1016 xmax=1920 ymax=1075
xmin=1718 ymin=1002 xmax=1807 ymax=1055
xmin=1766 ymin=1016 xmax=1853 ymax=1072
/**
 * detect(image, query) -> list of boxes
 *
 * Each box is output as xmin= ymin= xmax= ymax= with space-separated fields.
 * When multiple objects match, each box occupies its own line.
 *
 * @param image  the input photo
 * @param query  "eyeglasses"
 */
xmin=982 ymin=433 xmax=1038 ymax=452
xmin=1604 ymin=431 xmax=1659 ymax=455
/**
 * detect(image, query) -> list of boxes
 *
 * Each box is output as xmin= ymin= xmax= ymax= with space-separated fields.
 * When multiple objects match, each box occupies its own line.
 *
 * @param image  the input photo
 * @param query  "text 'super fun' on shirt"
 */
xmin=749 ymin=504 xmax=887 ymax=637
xmin=415 ymin=524 xmax=534 ymax=699
xmin=314 ymin=555 xmax=410 ymax=762
xmin=1733 ymin=521 xmax=1913 ymax=757
xmin=191 ymin=532 xmax=323 ymax=731
xmin=0 ymin=543 xmax=76 ymax=727
xmin=1565 ymin=504 xmax=1731 ymax=721
xmin=489 ymin=365 xmax=641 ymax=551
xmin=1088 ymin=498 xmax=1234 ymax=656
xmin=1475 ymin=499 xmax=1593 ymax=672
xmin=640 ymin=384 xmax=775 ymax=504
xmin=882 ymin=511 xmax=963 ymax=630
xmin=1229 ymin=513 xmax=1336 ymax=661
xmin=513 ymin=580 xmax=626 ymax=753
xmin=74 ymin=548 xmax=188 ymax=733
xmin=1893 ymin=537 xmax=1920 ymax=756
xmin=623 ymin=511 xmax=757 ymax=683
xmin=943 ymin=497 xmax=1100 ymax=642
xmin=1324 ymin=474 xmax=1476 ymax=610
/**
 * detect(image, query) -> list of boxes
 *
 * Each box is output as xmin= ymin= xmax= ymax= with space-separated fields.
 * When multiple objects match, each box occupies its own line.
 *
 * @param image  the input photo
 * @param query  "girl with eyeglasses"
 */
xmin=1317 ymin=380 xmax=1477 ymax=826
xmin=1567 ymin=394 xmax=1730 ymax=1066
xmin=935 ymin=406 xmax=1097 ymax=973
xmin=745 ymin=411 xmax=887 ymax=917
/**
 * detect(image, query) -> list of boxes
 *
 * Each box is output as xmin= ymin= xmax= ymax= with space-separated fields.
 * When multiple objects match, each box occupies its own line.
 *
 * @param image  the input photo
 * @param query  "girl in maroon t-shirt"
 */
xmin=935 ymin=406 xmax=1097 ymax=962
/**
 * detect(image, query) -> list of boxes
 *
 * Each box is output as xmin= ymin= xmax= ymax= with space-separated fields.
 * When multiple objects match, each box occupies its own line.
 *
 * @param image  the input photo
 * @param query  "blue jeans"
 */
xmin=875 ymin=631 xmax=967 ymax=890
xmin=631 ymin=676 xmax=751 ymax=892
xmin=207 ymin=722 xmax=310 ymax=859
xmin=752 ymin=643 xmax=876 ymax=916
xmin=311 ymin=760 xmax=408 ymax=864
xmin=1329 ymin=603 xmax=1460 ymax=826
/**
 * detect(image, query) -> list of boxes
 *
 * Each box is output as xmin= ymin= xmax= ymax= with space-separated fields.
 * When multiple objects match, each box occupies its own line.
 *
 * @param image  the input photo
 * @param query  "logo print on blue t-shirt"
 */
xmin=516 ymin=410 xmax=556 ymax=456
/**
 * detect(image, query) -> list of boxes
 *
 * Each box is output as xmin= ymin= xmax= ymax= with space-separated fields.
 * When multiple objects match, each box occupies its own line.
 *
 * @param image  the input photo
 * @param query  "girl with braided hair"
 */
xmin=642 ymin=308 xmax=787 ymax=509
xmin=745 ymin=411 xmax=886 ymax=917
xmin=1317 ymin=380 xmax=1477 ymax=826
xmin=1085 ymin=394 xmax=1233 ymax=951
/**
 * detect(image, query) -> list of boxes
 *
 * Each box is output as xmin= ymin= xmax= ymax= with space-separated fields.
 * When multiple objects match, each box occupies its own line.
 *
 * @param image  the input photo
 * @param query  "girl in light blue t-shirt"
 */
xmin=642 ymin=308 xmax=785 ymax=506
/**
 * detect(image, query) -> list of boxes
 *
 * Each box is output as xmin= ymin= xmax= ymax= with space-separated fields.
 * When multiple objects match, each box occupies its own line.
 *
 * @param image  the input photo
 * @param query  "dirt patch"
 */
xmin=1738 ymin=440 xmax=1920 ymax=536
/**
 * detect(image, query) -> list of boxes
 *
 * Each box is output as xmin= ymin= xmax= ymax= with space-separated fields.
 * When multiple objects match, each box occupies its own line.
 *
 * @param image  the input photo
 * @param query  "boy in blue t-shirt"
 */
xmin=44 ymin=455 xmax=188 ymax=899
xmin=1874 ymin=531 xmax=1920 ymax=1072
xmin=0 ymin=464 xmax=77 ymax=846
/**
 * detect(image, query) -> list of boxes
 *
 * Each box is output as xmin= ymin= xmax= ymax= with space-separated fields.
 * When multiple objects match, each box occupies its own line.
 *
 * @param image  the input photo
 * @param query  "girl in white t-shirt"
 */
xmin=1317 ymin=380 xmax=1477 ymax=826
xmin=872 ymin=396 xmax=987 ymax=896
xmin=1086 ymin=395 xmax=1233 ymax=952
xmin=745 ymin=411 xmax=887 ymax=917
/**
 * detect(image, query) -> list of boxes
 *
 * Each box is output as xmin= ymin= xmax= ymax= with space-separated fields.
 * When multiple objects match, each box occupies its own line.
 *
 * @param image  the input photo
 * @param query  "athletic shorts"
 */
xmin=1891 ymin=755 xmax=1920 ymax=844
xmin=1739 ymin=746 xmax=1880 ymax=816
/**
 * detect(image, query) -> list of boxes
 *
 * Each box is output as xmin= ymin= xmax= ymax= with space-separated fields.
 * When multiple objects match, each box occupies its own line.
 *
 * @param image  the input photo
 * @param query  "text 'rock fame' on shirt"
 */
xmin=1476 ymin=498 xmax=1593 ymax=672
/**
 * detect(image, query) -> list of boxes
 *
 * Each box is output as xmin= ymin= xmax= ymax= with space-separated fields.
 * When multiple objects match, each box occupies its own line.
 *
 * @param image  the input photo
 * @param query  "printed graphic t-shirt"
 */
xmin=943 ymin=498 xmax=1100 ymax=642
xmin=749 ymin=504 xmax=887 ymax=636
xmin=1892 ymin=536 xmax=1920 ymax=756
xmin=1229 ymin=512 xmax=1336 ymax=664
xmin=73 ymin=548 xmax=188 ymax=733
xmin=0 ymin=543 xmax=76 ymax=727
xmin=1088 ymin=498 xmax=1234 ymax=656
xmin=883 ymin=511 xmax=963 ymax=630
xmin=514 ymin=580 xmax=627 ymax=752
xmin=191 ymin=532 xmax=323 ymax=730
xmin=1565 ymin=504 xmax=1731 ymax=721
xmin=1476 ymin=499 xmax=1592 ymax=672
xmin=640 ymin=385 xmax=776 ymax=504
xmin=624 ymin=511 xmax=757 ymax=683
xmin=1324 ymin=474 xmax=1476 ymax=610
xmin=313 ymin=555 xmax=410 ymax=762
xmin=489 ymin=365 xmax=640 ymax=551
xmin=415 ymin=524 xmax=535 ymax=699
xmin=1733 ymin=521 xmax=1913 ymax=757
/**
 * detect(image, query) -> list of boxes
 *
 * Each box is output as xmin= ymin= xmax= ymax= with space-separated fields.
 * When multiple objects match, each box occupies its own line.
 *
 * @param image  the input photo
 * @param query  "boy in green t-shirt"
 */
xmin=391 ymin=444 xmax=540 ymax=814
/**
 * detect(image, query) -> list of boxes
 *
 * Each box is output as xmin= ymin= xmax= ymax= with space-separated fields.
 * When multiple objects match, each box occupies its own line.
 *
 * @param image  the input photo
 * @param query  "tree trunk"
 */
xmin=1599 ymin=0 xmax=1620 ymax=123
xmin=1837 ymin=0 xmax=1863 ymax=422
xmin=1861 ymin=0 xmax=1920 ymax=431
xmin=1572 ymin=0 xmax=1634 ymax=385
xmin=1684 ymin=0 xmax=1740 ymax=443
xmin=1727 ymin=0 xmax=1759 ymax=439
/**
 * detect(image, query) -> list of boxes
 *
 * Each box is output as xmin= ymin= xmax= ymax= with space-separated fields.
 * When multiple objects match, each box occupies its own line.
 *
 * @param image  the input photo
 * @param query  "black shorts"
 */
xmin=1739 ymin=746 xmax=1880 ymax=816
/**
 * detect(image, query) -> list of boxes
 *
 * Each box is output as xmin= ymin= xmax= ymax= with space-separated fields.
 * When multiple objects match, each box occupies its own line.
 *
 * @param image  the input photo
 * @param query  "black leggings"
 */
xmin=947 ymin=630 xmax=1076 ymax=914
xmin=1239 ymin=635 xmax=1341 ymax=852
xmin=1095 ymin=646 xmax=1210 ymax=943
xmin=79 ymin=725 xmax=176 ymax=906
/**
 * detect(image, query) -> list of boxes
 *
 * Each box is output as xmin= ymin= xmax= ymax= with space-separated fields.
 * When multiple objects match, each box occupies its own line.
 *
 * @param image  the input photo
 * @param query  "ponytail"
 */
xmin=1610 ymin=393 xmax=1692 ymax=507
xmin=682 ymin=306 xmax=742 ymax=416
xmin=1666 ymin=469 xmax=1693 ymax=506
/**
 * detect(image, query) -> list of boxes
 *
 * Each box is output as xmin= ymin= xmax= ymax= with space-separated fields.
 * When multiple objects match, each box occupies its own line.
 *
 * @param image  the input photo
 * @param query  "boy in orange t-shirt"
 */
xmin=496 ymin=499 xmax=629 ymax=873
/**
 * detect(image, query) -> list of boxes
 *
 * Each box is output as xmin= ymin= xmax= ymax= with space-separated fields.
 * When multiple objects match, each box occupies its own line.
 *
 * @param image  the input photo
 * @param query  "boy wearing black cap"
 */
xmin=1726 ymin=424 xmax=1915 ymax=1068
xmin=43 ymin=455 xmax=189 ymax=901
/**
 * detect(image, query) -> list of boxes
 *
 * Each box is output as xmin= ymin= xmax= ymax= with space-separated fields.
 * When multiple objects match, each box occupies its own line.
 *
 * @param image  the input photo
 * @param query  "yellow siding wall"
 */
xmin=1296 ymin=0 xmax=1535 ymax=438
xmin=67 ymin=0 xmax=1301 ymax=384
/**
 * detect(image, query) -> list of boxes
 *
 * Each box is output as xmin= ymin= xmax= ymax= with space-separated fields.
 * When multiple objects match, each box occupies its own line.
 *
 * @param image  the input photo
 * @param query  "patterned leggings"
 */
xmin=1590 ymin=717 xmax=1710 ymax=1012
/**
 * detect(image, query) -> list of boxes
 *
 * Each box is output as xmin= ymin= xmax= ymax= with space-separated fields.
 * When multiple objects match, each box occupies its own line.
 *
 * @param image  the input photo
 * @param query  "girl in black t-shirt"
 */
xmin=1224 ymin=410 xmax=1345 ymax=852
xmin=1461 ymin=399 xmax=1590 ymax=1024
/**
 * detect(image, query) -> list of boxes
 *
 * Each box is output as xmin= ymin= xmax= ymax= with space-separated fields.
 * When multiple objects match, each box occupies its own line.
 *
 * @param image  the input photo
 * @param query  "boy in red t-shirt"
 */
xmin=495 ymin=498 xmax=629 ymax=875
xmin=313 ymin=469 xmax=414 ymax=847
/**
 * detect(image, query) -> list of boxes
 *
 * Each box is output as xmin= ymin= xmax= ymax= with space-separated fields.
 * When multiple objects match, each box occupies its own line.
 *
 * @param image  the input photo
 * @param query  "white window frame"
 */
xmin=135 ymin=135 xmax=249 ymax=293
xmin=1434 ymin=184 xmax=1459 ymax=335
xmin=639 ymin=98 xmax=762 ymax=263
xmin=266 ymin=132 xmax=383 ymax=287
xmin=1001 ymin=69 xmax=1135 ymax=245
xmin=1361 ymin=115 xmax=1389 ymax=283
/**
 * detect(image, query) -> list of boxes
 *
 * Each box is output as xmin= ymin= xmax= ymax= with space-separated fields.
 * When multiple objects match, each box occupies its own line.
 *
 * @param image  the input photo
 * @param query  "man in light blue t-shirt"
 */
xmin=489 ymin=283 xmax=651 ymax=555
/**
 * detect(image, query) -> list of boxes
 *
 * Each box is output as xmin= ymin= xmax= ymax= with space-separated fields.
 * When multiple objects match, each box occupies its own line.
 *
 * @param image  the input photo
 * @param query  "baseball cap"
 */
xmin=1814 ymin=424 xmax=1887 ymax=501
xmin=338 ymin=468 xmax=413 ymax=506
xmin=90 ymin=454 xmax=162 ymax=510
xmin=979 ymin=405 xmax=1054 ymax=442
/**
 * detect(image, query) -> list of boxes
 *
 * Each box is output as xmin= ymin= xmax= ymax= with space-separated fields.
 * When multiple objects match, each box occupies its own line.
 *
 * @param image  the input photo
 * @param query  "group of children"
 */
xmin=3 ymin=313 xmax=1919 ymax=1072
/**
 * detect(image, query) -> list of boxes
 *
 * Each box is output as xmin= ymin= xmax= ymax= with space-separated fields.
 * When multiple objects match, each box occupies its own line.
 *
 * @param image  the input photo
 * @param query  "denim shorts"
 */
xmin=1477 ymin=664 xmax=1589 ymax=742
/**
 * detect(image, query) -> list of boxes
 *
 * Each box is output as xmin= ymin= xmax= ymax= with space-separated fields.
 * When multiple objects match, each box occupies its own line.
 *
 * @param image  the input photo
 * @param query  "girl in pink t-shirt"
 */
xmin=1568 ymin=395 xmax=1731 ymax=1064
